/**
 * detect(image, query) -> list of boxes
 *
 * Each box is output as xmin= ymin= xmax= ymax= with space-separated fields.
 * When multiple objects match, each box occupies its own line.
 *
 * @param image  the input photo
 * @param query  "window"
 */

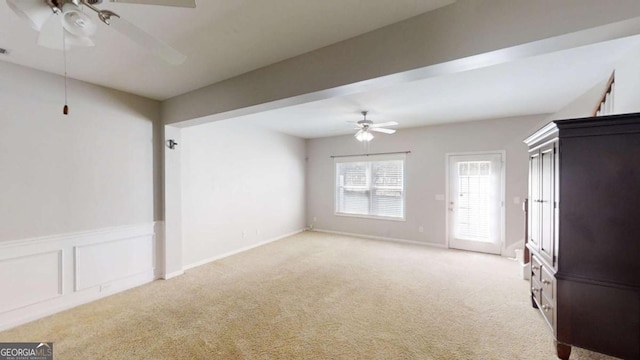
xmin=335 ymin=155 xmax=405 ymax=219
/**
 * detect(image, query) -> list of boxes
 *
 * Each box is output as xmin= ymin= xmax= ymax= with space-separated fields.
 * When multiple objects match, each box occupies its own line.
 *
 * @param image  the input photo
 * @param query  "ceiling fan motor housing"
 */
xmin=50 ymin=0 xmax=104 ymax=6
xmin=357 ymin=119 xmax=373 ymax=129
xmin=46 ymin=0 xmax=102 ymax=11
xmin=45 ymin=0 xmax=62 ymax=9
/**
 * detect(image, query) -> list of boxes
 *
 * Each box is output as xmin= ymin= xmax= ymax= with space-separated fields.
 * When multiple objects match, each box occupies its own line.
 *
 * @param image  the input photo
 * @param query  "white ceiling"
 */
xmin=226 ymin=35 xmax=640 ymax=139
xmin=0 ymin=0 xmax=454 ymax=100
xmin=2 ymin=1 xmax=639 ymax=140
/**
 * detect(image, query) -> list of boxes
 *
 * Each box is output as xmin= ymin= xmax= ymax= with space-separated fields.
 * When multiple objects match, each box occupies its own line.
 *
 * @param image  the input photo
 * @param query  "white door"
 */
xmin=447 ymin=153 xmax=504 ymax=254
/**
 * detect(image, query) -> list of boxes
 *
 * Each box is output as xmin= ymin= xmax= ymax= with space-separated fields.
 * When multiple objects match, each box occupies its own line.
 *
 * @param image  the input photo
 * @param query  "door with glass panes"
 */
xmin=447 ymin=153 xmax=504 ymax=254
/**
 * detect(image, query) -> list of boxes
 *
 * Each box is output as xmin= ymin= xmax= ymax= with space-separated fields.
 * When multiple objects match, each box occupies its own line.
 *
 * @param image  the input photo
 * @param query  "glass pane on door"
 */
xmin=455 ymin=161 xmax=491 ymax=241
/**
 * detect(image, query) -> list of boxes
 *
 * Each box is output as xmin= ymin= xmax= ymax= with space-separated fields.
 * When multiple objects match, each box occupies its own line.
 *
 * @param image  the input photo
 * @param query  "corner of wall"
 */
xmin=612 ymin=43 xmax=640 ymax=114
xmin=549 ymin=77 xmax=610 ymax=121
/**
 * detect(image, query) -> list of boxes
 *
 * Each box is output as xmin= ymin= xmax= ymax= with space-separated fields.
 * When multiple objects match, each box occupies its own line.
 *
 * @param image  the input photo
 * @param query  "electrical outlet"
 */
xmin=419 ymin=226 xmax=424 ymax=233
xmin=100 ymin=284 xmax=111 ymax=292
xmin=242 ymin=231 xmax=246 ymax=238
xmin=313 ymin=217 xmax=317 ymax=222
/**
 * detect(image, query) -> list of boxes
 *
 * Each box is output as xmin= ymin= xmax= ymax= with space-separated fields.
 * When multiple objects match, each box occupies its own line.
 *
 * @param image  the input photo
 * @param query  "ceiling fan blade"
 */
xmin=371 ymin=128 xmax=396 ymax=134
xmin=354 ymin=129 xmax=364 ymax=137
xmin=371 ymin=121 xmax=399 ymax=128
xmin=37 ymin=13 xmax=64 ymax=49
xmin=109 ymin=0 xmax=196 ymax=8
xmin=107 ymin=15 xmax=186 ymax=65
xmin=6 ymin=0 xmax=54 ymax=31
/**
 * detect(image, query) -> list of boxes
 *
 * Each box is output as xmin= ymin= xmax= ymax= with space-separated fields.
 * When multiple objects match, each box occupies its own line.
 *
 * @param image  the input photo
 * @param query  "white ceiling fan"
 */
xmin=6 ymin=0 xmax=195 ymax=65
xmin=352 ymin=111 xmax=398 ymax=142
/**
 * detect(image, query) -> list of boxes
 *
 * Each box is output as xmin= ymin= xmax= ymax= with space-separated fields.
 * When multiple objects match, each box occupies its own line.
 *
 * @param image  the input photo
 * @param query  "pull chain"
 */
xmin=63 ymin=30 xmax=69 ymax=115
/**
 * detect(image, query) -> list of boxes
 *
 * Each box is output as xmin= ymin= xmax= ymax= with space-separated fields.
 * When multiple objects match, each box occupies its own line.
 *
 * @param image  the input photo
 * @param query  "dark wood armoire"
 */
xmin=524 ymin=113 xmax=640 ymax=360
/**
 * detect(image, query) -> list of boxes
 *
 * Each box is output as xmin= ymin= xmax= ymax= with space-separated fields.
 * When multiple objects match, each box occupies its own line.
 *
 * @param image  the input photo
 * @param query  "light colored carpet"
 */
xmin=0 ymin=231 xmax=619 ymax=359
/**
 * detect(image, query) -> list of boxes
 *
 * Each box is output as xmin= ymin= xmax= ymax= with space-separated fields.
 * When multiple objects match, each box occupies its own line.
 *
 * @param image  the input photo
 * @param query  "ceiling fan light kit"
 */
xmin=352 ymin=111 xmax=398 ymax=142
xmin=37 ymin=9 xmax=95 ymax=50
xmin=355 ymin=130 xmax=374 ymax=142
xmin=6 ymin=0 xmax=192 ymax=64
xmin=61 ymin=2 xmax=96 ymax=37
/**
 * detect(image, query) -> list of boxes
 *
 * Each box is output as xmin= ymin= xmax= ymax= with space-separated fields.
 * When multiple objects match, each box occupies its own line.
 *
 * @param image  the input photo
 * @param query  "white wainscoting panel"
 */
xmin=0 ymin=223 xmax=156 ymax=331
xmin=0 ymin=251 xmax=62 ymax=313
xmin=75 ymin=236 xmax=153 ymax=291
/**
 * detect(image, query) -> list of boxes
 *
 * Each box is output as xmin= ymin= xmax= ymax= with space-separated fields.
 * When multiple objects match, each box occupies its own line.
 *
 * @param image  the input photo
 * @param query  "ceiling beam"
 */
xmin=162 ymin=0 xmax=640 ymax=127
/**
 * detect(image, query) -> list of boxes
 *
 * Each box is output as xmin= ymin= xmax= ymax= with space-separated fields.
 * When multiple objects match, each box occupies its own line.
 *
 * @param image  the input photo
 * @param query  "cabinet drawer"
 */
xmin=531 ymin=255 xmax=542 ymax=281
xmin=531 ymin=278 xmax=542 ymax=306
xmin=541 ymin=266 xmax=555 ymax=300
xmin=540 ymin=293 xmax=555 ymax=332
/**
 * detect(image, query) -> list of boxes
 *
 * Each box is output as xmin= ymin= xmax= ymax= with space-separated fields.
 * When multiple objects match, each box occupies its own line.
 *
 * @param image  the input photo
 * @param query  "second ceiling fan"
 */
xmin=353 ymin=111 xmax=398 ymax=142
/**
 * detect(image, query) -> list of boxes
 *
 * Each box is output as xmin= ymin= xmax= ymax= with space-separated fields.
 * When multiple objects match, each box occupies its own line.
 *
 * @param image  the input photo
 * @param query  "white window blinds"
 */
xmin=335 ymin=155 xmax=405 ymax=219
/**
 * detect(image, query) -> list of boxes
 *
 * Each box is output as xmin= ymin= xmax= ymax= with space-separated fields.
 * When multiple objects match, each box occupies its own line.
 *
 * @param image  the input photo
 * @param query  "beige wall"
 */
xmin=548 ymin=41 xmax=640 ymax=121
xmin=306 ymin=115 xmax=548 ymax=256
xmin=613 ymin=43 xmax=640 ymax=114
xmin=180 ymin=120 xmax=306 ymax=267
xmin=0 ymin=62 xmax=160 ymax=242
xmin=550 ymin=78 xmax=609 ymax=121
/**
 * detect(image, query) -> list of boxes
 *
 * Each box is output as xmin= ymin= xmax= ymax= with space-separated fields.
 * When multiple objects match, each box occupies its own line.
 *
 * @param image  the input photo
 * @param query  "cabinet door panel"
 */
xmin=528 ymin=152 xmax=541 ymax=251
xmin=540 ymin=146 xmax=555 ymax=264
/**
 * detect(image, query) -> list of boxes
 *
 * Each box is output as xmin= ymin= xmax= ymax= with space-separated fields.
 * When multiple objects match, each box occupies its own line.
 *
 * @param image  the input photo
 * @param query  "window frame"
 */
xmin=334 ymin=154 xmax=406 ymax=221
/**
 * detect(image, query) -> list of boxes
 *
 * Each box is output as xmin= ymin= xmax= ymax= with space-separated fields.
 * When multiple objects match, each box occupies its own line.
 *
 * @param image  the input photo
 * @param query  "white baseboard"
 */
xmin=502 ymin=239 xmax=523 ymax=258
xmin=521 ymin=261 xmax=531 ymax=280
xmin=313 ymin=229 xmax=447 ymax=249
xmin=0 ymin=223 xmax=157 ymax=332
xmin=162 ymin=270 xmax=185 ymax=280
xmin=183 ymin=229 xmax=305 ymax=271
